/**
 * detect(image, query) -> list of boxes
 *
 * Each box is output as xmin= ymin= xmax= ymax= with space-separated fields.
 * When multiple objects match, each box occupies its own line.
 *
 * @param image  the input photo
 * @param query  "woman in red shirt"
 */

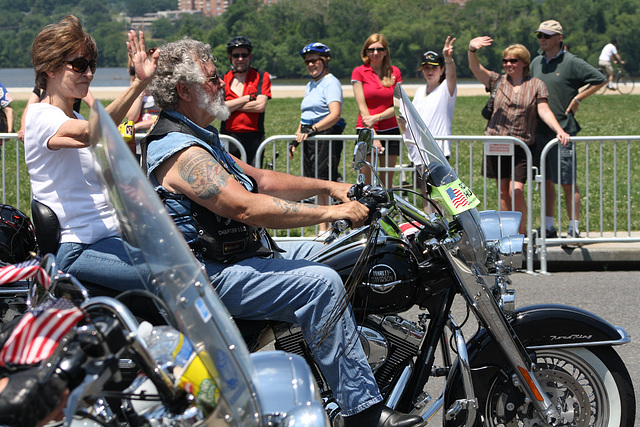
xmin=351 ymin=34 xmax=402 ymax=188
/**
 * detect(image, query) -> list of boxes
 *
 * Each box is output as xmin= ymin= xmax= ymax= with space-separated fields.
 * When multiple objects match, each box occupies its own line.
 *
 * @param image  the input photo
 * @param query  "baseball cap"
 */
xmin=535 ymin=20 xmax=563 ymax=35
xmin=418 ymin=51 xmax=444 ymax=70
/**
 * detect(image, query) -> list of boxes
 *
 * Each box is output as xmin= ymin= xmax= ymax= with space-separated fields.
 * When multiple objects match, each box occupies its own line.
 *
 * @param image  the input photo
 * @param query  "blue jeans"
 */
xmin=203 ymin=241 xmax=382 ymax=416
xmin=57 ymin=236 xmax=151 ymax=293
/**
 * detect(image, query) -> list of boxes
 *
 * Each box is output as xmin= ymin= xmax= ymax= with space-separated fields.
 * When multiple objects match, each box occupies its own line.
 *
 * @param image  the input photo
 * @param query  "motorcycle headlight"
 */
xmin=479 ymin=211 xmax=524 ymax=271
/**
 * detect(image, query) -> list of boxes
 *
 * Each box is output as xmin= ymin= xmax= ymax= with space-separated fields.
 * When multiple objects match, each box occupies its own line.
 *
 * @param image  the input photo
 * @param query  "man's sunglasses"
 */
xmin=232 ymin=53 xmax=250 ymax=59
xmin=63 ymin=57 xmax=97 ymax=74
xmin=206 ymin=72 xmax=220 ymax=82
xmin=537 ymin=33 xmax=555 ymax=39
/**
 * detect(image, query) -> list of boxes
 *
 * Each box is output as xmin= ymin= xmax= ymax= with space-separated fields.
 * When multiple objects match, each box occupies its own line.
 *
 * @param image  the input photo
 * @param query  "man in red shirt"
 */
xmin=221 ymin=36 xmax=272 ymax=167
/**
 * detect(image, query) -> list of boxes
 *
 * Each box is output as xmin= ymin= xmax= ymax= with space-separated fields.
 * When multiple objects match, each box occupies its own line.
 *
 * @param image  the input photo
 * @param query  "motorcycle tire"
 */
xmin=482 ymin=346 xmax=635 ymax=427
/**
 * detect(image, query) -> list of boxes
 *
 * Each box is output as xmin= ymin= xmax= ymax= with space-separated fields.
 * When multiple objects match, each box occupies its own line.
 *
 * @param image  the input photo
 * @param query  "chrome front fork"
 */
xmin=444 ymin=249 xmax=561 ymax=425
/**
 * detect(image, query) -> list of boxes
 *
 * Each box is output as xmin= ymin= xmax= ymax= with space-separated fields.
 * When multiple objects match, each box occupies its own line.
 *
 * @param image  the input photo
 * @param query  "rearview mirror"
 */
xmin=352 ymin=128 xmax=373 ymax=171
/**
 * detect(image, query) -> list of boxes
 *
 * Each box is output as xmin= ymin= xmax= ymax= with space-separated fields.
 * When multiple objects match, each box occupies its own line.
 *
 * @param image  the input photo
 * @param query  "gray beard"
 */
xmin=195 ymin=85 xmax=231 ymax=121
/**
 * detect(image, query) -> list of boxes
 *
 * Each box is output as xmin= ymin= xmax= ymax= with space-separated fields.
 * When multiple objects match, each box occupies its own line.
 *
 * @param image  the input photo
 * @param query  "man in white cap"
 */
xmin=530 ymin=19 xmax=606 ymax=246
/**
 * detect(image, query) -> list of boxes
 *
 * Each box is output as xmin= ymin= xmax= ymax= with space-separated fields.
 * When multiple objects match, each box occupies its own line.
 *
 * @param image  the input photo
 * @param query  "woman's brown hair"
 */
xmin=361 ymin=33 xmax=394 ymax=87
xmin=32 ymin=15 xmax=98 ymax=90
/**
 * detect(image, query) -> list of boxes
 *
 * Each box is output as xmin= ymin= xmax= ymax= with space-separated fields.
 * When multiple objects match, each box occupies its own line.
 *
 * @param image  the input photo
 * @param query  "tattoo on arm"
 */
xmin=178 ymin=151 xmax=229 ymax=199
xmin=273 ymin=198 xmax=318 ymax=214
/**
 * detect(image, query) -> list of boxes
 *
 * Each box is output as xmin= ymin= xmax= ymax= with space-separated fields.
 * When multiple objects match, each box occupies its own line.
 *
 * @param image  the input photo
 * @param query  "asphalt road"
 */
xmin=510 ymin=270 xmax=640 ymax=424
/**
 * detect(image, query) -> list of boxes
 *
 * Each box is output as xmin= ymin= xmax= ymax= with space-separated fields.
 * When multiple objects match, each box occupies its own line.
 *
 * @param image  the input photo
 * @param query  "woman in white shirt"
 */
xmin=24 ymin=15 xmax=157 ymax=294
xmin=412 ymin=37 xmax=457 ymax=159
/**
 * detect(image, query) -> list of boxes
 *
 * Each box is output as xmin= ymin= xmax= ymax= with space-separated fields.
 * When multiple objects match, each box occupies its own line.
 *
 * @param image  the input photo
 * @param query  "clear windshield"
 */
xmin=88 ymin=101 xmax=261 ymax=426
xmin=393 ymin=84 xmax=488 ymax=272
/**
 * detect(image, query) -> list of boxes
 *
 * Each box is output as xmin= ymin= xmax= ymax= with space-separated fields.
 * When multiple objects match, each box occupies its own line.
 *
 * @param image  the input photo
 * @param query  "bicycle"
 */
xmin=598 ymin=64 xmax=635 ymax=95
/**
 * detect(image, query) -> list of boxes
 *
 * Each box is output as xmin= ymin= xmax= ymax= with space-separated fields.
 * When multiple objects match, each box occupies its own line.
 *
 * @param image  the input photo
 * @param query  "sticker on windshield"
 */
xmin=195 ymin=297 xmax=212 ymax=323
xmin=432 ymin=179 xmax=479 ymax=215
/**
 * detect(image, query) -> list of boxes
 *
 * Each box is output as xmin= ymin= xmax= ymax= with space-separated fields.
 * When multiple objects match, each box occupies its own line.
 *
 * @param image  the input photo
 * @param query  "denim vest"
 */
xmin=143 ymin=110 xmax=276 ymax=263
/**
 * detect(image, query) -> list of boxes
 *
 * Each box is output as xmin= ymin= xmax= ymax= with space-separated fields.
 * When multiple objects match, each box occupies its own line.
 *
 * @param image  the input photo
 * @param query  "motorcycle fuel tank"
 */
xmin=315 ymin=226 xmax=420 ymax=315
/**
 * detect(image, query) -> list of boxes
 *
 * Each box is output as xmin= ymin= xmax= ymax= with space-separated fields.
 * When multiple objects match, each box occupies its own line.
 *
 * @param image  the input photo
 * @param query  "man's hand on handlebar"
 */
xmin=328 ymin=181 xmax=359 ymax=203
xmin=330 ymin=200 xmax=370 ymax=229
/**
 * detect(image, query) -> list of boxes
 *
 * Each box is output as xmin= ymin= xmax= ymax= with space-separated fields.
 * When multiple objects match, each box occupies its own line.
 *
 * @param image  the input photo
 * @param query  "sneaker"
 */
xmin=536 ymin=227 xmax=558 ymax=239
xmin=562 ymin=229 xmax=583 ymax=248
xmin=608 ymin=85 xmax=616 ymax=90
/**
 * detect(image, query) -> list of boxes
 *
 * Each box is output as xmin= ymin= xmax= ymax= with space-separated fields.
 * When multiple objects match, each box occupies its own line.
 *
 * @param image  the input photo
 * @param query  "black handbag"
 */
xmin=481 ymin=77 xmax=501 ymax=120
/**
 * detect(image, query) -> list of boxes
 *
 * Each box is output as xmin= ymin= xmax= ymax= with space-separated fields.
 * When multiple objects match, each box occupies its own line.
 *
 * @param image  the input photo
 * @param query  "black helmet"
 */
xmin=0 ymin=204 xmax=36 ymax=264
xmin=227 ymin=36 xmax=253 ymax=54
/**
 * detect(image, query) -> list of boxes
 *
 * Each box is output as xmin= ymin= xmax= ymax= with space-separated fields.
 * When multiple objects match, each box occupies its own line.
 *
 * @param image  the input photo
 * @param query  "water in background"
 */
xmin=0 ymin=67 xmax=482 ymax=91
xmin=0 ymin=68 xmax=131 ymax=88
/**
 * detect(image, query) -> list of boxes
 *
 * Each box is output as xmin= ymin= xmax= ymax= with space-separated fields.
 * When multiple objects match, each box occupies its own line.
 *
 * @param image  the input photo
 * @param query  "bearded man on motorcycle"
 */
xmin=141 ymin=37 xmax=425 ymax=427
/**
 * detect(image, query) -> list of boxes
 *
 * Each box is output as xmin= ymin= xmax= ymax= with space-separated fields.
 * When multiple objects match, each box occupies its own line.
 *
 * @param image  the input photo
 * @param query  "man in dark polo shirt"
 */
xmin=530 ymin=20 xmax=606 ymax=244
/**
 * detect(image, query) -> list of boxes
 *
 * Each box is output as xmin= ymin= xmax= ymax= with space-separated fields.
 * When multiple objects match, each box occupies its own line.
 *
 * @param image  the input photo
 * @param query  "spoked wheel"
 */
xmin=484 ymin=347 xmax=635 ymax=426
xmin=616 ymin=74 xmax=634 ymax=95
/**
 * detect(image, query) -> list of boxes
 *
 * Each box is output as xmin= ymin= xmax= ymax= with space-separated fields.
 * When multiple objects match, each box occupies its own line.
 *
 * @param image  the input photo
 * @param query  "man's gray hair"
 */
xmin=149 ymin=37 xmax=215 ymax=110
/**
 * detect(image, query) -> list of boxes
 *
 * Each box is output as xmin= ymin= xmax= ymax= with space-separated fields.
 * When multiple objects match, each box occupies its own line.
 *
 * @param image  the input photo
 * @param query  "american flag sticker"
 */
xmin=434 ymin=179 xmax=479 ymax=215
xmin=445 ymin=187 xmax=470 ymax=209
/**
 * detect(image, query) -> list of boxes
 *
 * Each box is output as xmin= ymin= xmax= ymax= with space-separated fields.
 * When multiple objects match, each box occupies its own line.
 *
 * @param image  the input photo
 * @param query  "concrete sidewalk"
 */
xmin=534 ymin=231 xmax=640 ymax=271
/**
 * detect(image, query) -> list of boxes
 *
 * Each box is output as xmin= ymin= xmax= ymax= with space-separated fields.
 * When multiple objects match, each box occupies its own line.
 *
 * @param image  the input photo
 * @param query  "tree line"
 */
xmin=0 ymin=0 xmax=638 ymax=82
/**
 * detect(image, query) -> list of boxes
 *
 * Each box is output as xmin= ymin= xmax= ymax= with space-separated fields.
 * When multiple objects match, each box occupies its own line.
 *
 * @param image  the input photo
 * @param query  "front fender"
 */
xmin=467 ymin=303 xmax=629 ymax=368
xmin=443 ymin=304 xmax=629 ymax=426
xmin=512 ymin=303 xmax=630 ymax=349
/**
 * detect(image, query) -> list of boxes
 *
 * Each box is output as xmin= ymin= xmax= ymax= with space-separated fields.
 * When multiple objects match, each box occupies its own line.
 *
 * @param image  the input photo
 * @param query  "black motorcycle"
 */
xmin=0 ymin=100 xmax=330 ymax=427
xmin=241 ymin=86 xmax=636 ymax=426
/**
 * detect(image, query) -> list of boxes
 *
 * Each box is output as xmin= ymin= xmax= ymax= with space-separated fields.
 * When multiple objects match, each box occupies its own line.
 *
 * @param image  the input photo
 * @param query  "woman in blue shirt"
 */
xmin=290 ymin=42 xmax=346 ymax=232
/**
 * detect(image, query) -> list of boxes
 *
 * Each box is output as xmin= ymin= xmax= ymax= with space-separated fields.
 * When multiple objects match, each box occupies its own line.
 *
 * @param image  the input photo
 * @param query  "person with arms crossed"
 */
xmin=530 ymin=20 xmax=606 ymax=242
xmin=220 ymin=36 xmax=271 ymax=166
xmin=598 ymin=38 xmax=624 ymax=91
xmin=142 ymin=37 xmax=425 ymax=427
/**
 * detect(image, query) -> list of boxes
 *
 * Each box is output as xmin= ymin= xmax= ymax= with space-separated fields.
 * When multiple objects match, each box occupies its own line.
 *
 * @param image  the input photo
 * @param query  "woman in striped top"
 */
xmin=468 ymin=36 xmax=569 ymax=233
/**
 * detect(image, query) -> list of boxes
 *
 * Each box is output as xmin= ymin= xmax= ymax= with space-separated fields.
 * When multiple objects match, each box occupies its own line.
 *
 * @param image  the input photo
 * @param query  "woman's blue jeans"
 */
xmin=57 ymin=236 xmax=150 ymax=293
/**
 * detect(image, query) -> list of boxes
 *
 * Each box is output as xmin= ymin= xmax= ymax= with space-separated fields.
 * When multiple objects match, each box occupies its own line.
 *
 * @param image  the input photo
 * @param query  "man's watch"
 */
xmin=249 ymin=93 xmax=257 ymax=101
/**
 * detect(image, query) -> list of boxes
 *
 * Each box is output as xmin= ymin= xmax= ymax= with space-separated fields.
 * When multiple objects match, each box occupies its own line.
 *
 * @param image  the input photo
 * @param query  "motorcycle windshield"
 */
xmin=88 ymin=101 xmax=261 ymax=426
xmin=394 ymin=84 xmax=488 ymax=271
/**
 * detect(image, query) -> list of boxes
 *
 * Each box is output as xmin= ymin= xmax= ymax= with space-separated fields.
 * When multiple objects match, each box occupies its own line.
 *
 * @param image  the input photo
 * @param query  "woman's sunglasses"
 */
xmin=502 ymin=58 xmax=519 ymax=64
xmin=366 ymin=47 xmax=387 ymax=53
xmin=63 ymin=57 xmax=97 ymax=74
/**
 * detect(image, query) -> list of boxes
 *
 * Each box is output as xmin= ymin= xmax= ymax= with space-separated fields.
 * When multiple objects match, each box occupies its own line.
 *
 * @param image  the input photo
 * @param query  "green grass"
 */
xmin=4 ymin=94 xmax=640 ymax=234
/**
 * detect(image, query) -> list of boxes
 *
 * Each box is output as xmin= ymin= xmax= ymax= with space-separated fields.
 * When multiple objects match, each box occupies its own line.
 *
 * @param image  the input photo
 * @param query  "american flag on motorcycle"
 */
xmin=0 ymin=298 xmax=84 ymax=366
xmin=445 ymin=187 xmax=470 ymax=209
xmin=0 ymin=257 xmax=51 ymax=289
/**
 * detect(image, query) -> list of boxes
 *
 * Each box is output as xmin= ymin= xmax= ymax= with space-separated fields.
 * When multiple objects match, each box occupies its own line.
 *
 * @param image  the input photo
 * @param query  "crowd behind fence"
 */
xmin=1 ymin=132 xmax=638 ymax=274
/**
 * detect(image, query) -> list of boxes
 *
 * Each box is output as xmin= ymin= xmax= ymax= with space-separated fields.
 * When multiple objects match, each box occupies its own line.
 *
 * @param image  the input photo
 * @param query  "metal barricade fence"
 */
xmin=0 ymin=133 xmax=246 ymax=213
xmin=256 ymin=134 xmax=536 ymax=273
xmin=0 ymin=134 xmax=26 ymax=211
xmin=537 ymin=136 xmax=640 ymax=273
xmin=6 ymin=130 xmax=638 ymax=275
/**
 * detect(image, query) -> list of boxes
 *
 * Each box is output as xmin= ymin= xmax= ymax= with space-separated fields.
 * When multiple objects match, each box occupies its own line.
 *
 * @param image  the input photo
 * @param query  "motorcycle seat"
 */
xmin=30 ymin=199 xmax=61 ymax=256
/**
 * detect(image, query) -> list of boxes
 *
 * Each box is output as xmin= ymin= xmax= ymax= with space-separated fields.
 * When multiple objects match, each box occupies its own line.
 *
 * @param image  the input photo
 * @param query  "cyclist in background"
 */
xmin=599 ymin=39 xmax=625 ymax=91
